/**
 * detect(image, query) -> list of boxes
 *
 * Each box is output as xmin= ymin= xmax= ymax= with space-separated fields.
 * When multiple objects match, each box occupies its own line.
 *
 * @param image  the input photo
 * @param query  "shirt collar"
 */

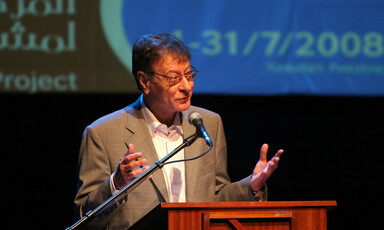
xmin=140 ymin=94 xmax=182 ymax=136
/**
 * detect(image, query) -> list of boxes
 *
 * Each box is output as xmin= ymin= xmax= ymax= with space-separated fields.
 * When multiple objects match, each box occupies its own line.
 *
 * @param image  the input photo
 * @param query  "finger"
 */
xmin=131 ymin=165 xmax=150 ymax=177
xmin=271 ymin=156 xmax=280 ymax=164
xmin=275 ymin=149 xmax=284 ymax=157
xmin=124 ymin=143 xmax=135 ymax=156
xmin=259 ymin=143 xmax=269 ymax=162
xmin=272 ymin=152 xmax=281 ymax=162
xmin=125 ymin=166 xmax=150 ymax=181
xmin=268 ymin=149 xmax=283 ymax=163
xmin=272 ymin=149 xmax=284 ymax=163
xmin=120 ymin=152 xmax=142 ymax=165
xmin=120 ymin=143 xmax=136 ymax=160
xmin=268 ymin=156 xmax=280 ymax=171
xmin=123 ymin=158 xmax=148 ymax=172
xmin=128 ymin=143 xmax=134 ymax=154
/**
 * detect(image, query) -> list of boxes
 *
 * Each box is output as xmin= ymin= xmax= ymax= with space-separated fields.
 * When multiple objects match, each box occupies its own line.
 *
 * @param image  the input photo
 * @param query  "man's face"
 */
xmin=142 ymin=53 xmax=194 ymax=119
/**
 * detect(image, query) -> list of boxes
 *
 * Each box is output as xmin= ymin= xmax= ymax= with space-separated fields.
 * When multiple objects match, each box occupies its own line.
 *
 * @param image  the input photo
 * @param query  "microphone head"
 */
xmin=188 ymin=112 xmax=203 ymax=126
xmin=188 ymin=111 xmax=212 ymax=145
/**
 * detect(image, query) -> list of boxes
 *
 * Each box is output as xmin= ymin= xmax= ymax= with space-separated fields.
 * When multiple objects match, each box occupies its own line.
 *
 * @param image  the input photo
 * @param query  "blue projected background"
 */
xmin=2 ymin=0 xmax=381 ymax=95
xmin=101 ymin=0 xmax=384 ymax=95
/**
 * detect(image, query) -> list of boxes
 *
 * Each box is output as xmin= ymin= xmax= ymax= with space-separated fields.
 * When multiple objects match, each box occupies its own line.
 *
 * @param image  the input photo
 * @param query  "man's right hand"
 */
xmin=113 ymin=143 xmax=149 ymax=190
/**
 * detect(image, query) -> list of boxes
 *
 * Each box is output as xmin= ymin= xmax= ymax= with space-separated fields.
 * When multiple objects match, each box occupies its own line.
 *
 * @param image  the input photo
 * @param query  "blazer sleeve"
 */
xmin=74 ymin=125 xmax=123 ymax=229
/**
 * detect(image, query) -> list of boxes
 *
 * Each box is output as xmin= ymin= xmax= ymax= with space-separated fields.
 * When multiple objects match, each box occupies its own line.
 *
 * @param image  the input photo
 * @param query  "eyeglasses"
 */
xmin=150 ymin=65 xmax=198 ymax=86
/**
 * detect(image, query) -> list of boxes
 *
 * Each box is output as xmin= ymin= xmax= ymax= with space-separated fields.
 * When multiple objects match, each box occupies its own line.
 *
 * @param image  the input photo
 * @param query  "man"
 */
xmin=74 ymin=33 xmax=283 ymax=229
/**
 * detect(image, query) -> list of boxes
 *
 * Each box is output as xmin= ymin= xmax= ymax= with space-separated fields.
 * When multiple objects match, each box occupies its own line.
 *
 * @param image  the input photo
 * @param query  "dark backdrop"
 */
xmin=2 ymin=94 xmax=383 ymax=229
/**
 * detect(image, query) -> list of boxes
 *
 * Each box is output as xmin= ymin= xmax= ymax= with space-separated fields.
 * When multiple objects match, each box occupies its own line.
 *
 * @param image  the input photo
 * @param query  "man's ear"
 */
xmin=137 ymin=71 xmax=150 ymax=94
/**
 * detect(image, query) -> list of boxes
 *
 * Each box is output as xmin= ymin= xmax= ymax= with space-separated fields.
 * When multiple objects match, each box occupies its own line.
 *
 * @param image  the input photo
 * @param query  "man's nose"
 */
xmin=178 ymin=76 xmax=193 ymax=91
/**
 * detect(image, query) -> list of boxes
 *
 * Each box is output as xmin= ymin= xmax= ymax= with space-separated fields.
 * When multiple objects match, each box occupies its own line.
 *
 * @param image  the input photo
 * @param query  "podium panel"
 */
xmin=130 ymin=201 xmax=336 ymax=230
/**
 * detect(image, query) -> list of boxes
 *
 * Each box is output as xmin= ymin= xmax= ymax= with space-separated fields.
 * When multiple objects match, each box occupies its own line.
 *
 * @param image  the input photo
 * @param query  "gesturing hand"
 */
xmin=113 ymin=144 xmax=149 ymax=190
xmin=250 ymin=144 xmax=284 ymax=191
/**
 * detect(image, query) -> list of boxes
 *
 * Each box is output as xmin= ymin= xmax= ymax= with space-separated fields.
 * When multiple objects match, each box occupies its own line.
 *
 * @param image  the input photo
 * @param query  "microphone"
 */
xmin=188 ymin=112 xmax=212 ymax=146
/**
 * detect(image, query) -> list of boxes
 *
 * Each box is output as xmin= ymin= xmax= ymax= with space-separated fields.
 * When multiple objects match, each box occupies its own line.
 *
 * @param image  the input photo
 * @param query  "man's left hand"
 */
xmin=250 ymin=143 xmax=284 ymax=191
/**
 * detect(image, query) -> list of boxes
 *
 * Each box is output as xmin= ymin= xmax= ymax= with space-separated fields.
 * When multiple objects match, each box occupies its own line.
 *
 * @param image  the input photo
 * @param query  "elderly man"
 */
xmin=74 ymin=33 xmax=283 ymax=229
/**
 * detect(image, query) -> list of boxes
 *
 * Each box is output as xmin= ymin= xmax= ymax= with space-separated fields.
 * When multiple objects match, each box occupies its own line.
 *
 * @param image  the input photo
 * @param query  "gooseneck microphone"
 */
xmin=188 ymin=112 xmax=212 ymax=146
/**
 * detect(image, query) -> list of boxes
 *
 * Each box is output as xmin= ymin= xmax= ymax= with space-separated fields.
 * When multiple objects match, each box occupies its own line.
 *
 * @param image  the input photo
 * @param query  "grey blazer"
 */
xmin=74 ymin=97 xmax=266 ymax=230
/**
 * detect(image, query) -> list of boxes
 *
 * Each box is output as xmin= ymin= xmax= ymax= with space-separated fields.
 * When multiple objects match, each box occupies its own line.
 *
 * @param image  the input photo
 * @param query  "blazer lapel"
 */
xmin=123 ymin=98 xmax=169 ymax=202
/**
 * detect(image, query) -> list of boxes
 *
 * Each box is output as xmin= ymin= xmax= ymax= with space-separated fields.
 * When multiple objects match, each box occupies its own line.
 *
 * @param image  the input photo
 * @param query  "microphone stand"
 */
xmin=66 ymin=134 xmax=198 ymax=230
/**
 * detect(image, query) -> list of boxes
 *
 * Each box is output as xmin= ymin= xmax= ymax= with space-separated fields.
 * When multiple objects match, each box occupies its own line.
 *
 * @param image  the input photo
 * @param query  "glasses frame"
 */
xmin=150 ymin=65 xmax=198 ymax=86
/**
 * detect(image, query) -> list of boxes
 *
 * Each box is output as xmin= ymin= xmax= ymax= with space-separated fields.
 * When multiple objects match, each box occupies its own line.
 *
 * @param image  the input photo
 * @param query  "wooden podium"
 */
xmin=130 ymin=201 xmax=336 ymax=230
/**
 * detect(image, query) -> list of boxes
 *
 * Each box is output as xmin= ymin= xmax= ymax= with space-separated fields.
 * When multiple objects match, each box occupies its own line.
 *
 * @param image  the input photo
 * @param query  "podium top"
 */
xmin=161 ymin=200 xmax=337 ymax=210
